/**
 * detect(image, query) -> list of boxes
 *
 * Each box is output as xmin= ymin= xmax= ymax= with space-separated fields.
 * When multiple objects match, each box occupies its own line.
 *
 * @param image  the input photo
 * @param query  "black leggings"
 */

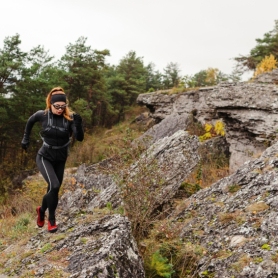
xmin=36 ymin=154 xmax=66 ymax=221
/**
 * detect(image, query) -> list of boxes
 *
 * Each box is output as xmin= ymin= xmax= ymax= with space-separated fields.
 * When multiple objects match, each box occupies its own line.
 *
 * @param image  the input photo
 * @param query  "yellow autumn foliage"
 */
xmin=205 ymin=68 xmax=219 ymax=86
xmin=199 ymin=120 xmax=225 ymax=142
xmin=215 ymin=120 xmax=225 ymax=136
xmin=254 ymin=54 xmax=277 ymax=77
xmin=204 ymin=123 xmax=213 ymax=133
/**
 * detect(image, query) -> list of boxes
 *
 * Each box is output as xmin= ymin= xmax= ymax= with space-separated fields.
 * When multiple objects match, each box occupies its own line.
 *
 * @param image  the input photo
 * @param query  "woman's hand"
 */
xmin=73 ymin=114 xmax=82 ymax=126
xmin=21 ymin=138 xmax=29 ymax=150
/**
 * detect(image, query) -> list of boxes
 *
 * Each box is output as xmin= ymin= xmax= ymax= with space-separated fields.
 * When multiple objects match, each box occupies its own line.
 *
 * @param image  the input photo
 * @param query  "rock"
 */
xmin=253 ymin=68 xmax=278 ymax=84
xmin=67 ymin=129 xmax=200 ymax=216
xmin=133 ymin=112 xmax=189 ymax=148
xmin=137 ymin=78 xmax=278 ymax=173
xmin=65 ymin=215 xmax=145 ymax=277
xmin=1 ymin=214 xmax=145 ymax=277
xmin=230 ymin=235 xmax=247 ymax=247
xmin=129 ymin=130 xmax=200 ymax=212
xmin=174 ymin=140 xmax=278 ymax=277
xmin=59 ymin=159 xmax=122 ymax=214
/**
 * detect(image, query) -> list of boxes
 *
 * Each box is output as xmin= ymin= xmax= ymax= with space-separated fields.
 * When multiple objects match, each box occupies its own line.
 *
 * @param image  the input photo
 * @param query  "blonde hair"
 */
xmin=45 ymin=87 xmax=73 ymax=121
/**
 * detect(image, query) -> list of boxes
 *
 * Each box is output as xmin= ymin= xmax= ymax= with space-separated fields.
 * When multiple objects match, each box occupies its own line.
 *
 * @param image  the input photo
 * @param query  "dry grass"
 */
xmin=271 ymin=252 xmax=278 ymax=263
xmin=182 ymin=163 xmax=229 ymax=191
xmin=218 ymin=210 xmax=245 ymax=225
xmin=66 ymin=106 xmax=149 ymax=167
xmin=231 ymin=254 xmax=252 ymax=273
xmin=245 ymin=202 xmax=269 ymax=213
xmin=0 ymin=212 xmax=37 ymax=247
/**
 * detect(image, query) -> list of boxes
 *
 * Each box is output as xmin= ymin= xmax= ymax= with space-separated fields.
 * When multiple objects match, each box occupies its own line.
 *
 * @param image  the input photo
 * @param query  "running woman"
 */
xmin=21 ymin=87 xmax=84 ymax=232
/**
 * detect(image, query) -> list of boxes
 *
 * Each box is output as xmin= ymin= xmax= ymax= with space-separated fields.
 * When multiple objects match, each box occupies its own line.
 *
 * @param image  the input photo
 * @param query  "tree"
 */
xmin=192 ymin=70 xmax=207 ymax=87
xmin=0 ymin=43 xmax=58 ymax=175
xmin=145 ymin=63 xmax=163 ymax=92
xmin=105 ymin=51 xmax=148 ymax=123
xmin=13 ymin=45 xmax=57 ymax=119
xmin=183 ymin=68 xmax=228 ymax=88
xmin=228 ymin=68 xmax=242 ymax=83
xmin=234 ymin=20 xmax=278 ymax=72
xmin=0 ymin=34 xmax=29 ymax=169
xmin=205 ymin=68 xmax=219 ymax=86
xmin=59 ymin=37 xmax=111 ymax=127
xmin=116 ymin=51 xmax=147 ymax=105
xmin=105 ymin=65 xmax=128 ymax=123
xmin=71 ymin=98 xmax=93 ymax=129
xmin=0 ymin=34 xmax=27 ymax=95
xmin=162 ymin=62 xmax=180 ymax=88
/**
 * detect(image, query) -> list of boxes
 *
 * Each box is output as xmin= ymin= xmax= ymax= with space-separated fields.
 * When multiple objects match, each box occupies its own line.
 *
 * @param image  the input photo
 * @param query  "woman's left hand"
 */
xmin=73 ymin=114 xmax=82 ymax=126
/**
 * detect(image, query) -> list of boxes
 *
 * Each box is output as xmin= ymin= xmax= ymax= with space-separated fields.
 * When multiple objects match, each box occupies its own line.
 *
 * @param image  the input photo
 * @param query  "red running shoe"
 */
xmin=36 ymin=207 xmax=45 ymax=228
xmin=48 ymin=219 xmax=58 ymax=233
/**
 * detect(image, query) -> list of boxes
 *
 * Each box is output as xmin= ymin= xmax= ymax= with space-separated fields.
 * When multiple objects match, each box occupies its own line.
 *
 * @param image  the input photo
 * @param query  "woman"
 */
xmin=21 ymin=87 xmax=84 ymax=233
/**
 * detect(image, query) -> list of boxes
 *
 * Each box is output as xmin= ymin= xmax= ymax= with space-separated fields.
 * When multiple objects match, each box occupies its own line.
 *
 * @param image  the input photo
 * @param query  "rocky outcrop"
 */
xmin=1 ymin=213 xmax=145 ymax=277
xmin=133 ymin=112 xmax=189 ymax=148
xmin=3 ymin=70 xmax=278 ymax=277
xmin=174 ymin=139 xmax=278 ymax=278
xmin=137 ymin=74 xmax=278 ymax=173
xmin=253 ymin=68 xmax=278 ymax=84
xmin=1 ymin=179 xmax=145 ymax=277
xmin=64 ymin=214 xmax=144 ymax=278
xmin=60 ymin=130 xmax=200 ymax=217
xmin=60 ymin=158 xmax=122 ymax=213
xmin=0 ymin=129 xmax=201 ymax=277
xmin=129 ymin=130 xmax=200 ymax=212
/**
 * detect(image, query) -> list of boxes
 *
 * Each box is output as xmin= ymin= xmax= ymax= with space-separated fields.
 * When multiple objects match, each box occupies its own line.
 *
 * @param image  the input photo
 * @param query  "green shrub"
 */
xmin=149 ymin=251 xmax=174 ymax=278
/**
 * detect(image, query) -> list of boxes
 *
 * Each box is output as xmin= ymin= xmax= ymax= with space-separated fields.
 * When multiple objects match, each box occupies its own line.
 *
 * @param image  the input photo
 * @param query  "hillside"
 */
xmin=1 ymin=70 xmax=278 ymax=277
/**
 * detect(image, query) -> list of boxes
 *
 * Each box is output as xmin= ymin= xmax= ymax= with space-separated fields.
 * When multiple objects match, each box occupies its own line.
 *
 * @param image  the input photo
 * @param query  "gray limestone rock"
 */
xmin=137 ymin=78 xmax=278 ymax=173
xmin=129 ymin=130 xmax=200 ymax=211
xmin=133 ymin=112 xmax=189 ymax=148
xmin=174 ymin=140 xmax=278 ymax=278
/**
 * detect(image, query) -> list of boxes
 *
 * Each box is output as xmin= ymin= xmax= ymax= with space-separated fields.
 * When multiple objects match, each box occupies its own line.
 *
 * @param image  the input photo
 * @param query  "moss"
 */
xmin=261 ymin=244 xmax=271 ymax=251
xmin=81 ymin=237 xmax=87 ymax=244
xmin=201 ymin=270 xmax=215 ymax=277
xmin=228 ymin=184 xmax=241 ymax=193
xmin=40 ymin=243 xmax=53 ymax=253
xmin=253 ymin=257 xmax=263 ymax=264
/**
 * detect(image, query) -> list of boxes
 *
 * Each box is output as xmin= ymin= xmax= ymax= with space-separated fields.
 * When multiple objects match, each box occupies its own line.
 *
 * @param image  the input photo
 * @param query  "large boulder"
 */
xmin=63 ymin=214 xmax=145 ymax=278
xmin=59 ymin=158 xmax=122 ymax=214
xmin=129 ymin=130 xmax=200 ymax=210
xmin=61 ymin=129 xmax=200 ymax=217
xmin=175 ymin=140 xmax=278 ymax=277
xmin=133 ymin=112 xmax=189 ymax=148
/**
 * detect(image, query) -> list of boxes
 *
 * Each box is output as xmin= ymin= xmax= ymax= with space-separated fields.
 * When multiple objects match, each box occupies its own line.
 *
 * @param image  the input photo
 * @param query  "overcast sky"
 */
xmin=1 ymin=0 xmax=278 ymax=80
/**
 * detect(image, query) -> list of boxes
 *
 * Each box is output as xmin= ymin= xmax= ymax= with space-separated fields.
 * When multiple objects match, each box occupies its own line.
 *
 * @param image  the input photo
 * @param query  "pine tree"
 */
xmin=59 ymin=37 xmax=111 ymax=127
xmin=235 ymin=20 xmax=278 ymax=72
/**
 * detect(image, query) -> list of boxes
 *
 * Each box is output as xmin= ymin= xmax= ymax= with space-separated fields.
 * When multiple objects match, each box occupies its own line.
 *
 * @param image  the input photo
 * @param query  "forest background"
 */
xmin=0 ymin=19 xmax=278 ymax=202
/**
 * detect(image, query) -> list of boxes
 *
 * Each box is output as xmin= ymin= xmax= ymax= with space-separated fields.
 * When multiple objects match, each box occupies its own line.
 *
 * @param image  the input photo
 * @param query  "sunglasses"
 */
xmin=52 ymin=104 xmax=67 ymax=110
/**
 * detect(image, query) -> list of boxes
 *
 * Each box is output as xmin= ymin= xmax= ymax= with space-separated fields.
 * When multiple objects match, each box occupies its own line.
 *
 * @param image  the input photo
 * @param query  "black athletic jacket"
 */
xmin=22 ymin=110 xmax=84 ymax=161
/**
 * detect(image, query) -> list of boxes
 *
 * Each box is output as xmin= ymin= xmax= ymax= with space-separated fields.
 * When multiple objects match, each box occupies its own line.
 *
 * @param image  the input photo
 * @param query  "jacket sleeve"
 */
xmin=22 ymin=111 xmax=43 ymax=141
xmin=71 ymin=121 xmax=84 ymax=142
